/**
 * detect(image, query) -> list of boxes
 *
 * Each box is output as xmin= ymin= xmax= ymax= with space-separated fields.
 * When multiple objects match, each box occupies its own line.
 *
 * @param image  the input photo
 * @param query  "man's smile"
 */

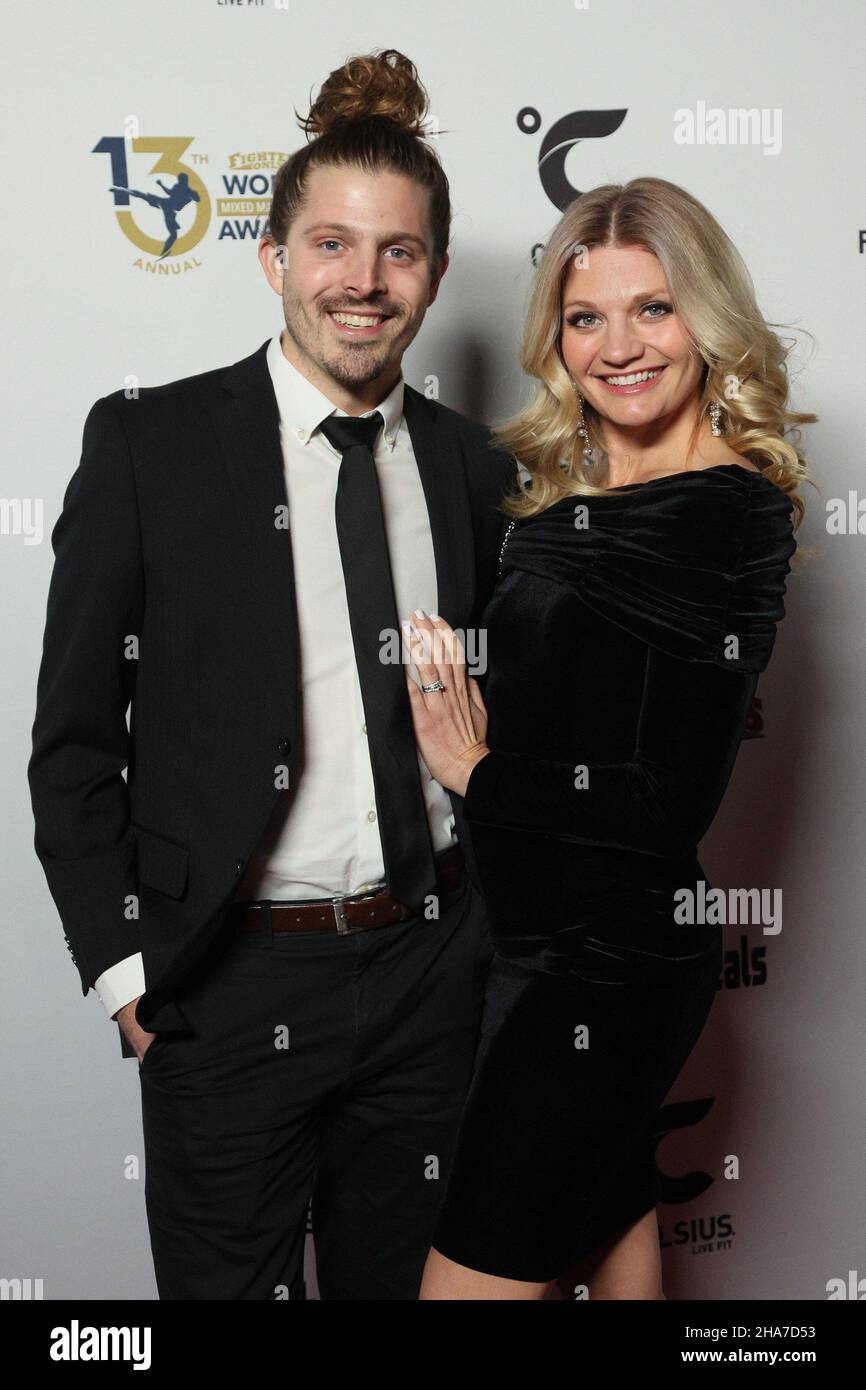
xmin=327 ymin=309 xmax=393 ymax=338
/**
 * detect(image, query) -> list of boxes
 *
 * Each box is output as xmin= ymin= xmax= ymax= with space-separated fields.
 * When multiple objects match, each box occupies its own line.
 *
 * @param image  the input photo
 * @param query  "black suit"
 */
xmin=27 ymin=337 xmax=517 ymax=1297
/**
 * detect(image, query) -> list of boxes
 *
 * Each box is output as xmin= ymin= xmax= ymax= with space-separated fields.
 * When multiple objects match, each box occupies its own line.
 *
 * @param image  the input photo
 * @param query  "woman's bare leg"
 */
xmin=420 ymin=1248 xmax=553 ymax=1300
xmin=575 ymin=1207 xmax=665 ymax=1300
xmin=420 ymin=1206 xmax=664 ymax=1300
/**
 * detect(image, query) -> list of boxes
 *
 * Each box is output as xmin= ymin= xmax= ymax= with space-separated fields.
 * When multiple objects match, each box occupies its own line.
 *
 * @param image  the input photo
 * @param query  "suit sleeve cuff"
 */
xmin=94 ymin=953 xmax=146 ymax=1019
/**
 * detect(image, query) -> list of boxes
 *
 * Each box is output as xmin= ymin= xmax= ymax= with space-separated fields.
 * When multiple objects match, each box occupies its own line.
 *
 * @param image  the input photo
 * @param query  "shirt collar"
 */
xmin=266 ymin=331 xmax=404 ymax=451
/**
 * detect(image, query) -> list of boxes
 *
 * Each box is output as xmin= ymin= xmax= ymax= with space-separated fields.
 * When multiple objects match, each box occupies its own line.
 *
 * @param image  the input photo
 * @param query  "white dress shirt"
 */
xmin=95 ymin=332 xmax=457 ymax=1020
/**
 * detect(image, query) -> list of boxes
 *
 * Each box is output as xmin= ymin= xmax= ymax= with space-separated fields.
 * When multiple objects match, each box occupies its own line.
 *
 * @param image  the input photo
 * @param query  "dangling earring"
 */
xmin=709 ymin=400 xmax=724 ymax=436
xmin=574 ymin=388 xmax=595 ymax=465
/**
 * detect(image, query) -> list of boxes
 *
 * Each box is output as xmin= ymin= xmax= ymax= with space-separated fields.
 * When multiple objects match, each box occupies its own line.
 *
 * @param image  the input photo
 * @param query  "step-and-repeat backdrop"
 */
xmin=3 ymin=0 xmax=863 ymax=1301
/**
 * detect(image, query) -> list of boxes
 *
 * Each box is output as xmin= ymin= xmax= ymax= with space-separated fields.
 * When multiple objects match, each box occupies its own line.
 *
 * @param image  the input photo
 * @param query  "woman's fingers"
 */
xmin=466 ymin=677 xmax=488 ymax=742
xmin=402 ymin=610 xmax=482 ymax=747
xmin=404 ymin=610 xmax=467 ymax=691
xmin=427 ymin=614 xmax=466 ymax=670
xmin=467 ymin=676 xmax=487 ymax=720
xmin=404 ymin=665 xmax=429 ymax=726
xmin=401 ymin=619 xmax=439 ymax=690
xmin=468 ymin=675 xmax=486 ymax=708
xmin=401 ymin=613 xmax=490 ymax=792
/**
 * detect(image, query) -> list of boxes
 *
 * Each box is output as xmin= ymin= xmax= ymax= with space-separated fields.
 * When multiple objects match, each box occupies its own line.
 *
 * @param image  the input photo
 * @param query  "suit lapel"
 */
xmin=402 ymin=383 xmax=476 ymax=627
xmin=210 ymin=339 xmax=300 ymax=724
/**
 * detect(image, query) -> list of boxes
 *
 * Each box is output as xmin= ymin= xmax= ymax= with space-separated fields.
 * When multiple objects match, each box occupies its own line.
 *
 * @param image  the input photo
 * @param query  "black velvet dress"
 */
xmin=431 ymin=463 xmax=797 ymax=1282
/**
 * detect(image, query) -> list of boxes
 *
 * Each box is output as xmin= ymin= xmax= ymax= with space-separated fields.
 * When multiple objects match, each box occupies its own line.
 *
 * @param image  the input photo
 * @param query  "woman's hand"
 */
xmin=402 ymin=609 xmax=490 ymax=796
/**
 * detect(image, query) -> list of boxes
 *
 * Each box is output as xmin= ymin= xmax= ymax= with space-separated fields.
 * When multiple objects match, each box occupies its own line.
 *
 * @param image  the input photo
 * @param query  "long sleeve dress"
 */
xmin=430 ymin=462 xmax=797 ymax=1282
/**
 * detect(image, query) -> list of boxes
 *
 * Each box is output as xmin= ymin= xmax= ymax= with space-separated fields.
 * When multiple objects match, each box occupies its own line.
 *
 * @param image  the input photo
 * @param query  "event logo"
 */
xmin=95 ymin=136 xmax=211 ymax=261
xmin=94 ymin=132 xmax=286 ymax=270
xmin=517 ymin=106 xmax=628 ymax=210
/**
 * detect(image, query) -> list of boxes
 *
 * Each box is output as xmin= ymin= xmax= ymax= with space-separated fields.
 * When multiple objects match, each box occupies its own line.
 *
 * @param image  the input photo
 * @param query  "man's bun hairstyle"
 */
xmin=267 ymin=49 xmax=451 ymax=264
xmin=298 ymin=49 xmax=430 ymax=139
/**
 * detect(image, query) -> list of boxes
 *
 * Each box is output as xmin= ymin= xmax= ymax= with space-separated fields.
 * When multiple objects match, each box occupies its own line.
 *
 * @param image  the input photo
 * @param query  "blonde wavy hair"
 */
xmin=496 ymin=177 xmax=816 ymax=528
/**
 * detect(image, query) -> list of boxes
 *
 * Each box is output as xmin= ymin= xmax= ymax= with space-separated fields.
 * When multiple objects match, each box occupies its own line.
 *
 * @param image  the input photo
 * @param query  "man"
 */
xmin=28 ymin=62 xmax=516 ymax=1300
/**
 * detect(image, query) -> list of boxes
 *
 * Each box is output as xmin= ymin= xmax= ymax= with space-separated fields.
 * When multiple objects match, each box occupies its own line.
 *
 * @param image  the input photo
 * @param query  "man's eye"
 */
xmin=319 ymin=240 xmax=342 ymax=252
xmin=386 ymin=247 xmax=410 ymax=259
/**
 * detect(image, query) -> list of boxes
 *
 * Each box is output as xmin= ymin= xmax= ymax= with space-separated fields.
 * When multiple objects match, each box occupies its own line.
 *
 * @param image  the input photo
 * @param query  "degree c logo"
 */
xmin=518 ymin=107 xmax=628 ymax=209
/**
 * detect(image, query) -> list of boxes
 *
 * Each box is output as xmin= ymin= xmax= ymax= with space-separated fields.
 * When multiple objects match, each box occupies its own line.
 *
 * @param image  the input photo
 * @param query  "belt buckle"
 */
xmin=331 ymin=895 xmax=352 ymax=935
xmin=331 ymin=884 xmax=388 ymax=935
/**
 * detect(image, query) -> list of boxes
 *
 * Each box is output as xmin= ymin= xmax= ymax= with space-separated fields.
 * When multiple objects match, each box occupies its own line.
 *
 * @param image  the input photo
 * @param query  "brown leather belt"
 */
xmin=232 ymin=843 xmax=465 ymax=937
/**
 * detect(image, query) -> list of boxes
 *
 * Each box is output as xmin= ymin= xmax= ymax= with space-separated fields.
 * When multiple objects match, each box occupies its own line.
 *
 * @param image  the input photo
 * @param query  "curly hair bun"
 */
xmin=299 ymin=49 xmax=430 ymax=138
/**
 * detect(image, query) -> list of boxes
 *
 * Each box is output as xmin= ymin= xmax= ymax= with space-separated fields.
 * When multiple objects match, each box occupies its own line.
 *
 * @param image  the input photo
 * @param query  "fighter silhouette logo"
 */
xmin=94 ymin=135 xmax=211 ymax=259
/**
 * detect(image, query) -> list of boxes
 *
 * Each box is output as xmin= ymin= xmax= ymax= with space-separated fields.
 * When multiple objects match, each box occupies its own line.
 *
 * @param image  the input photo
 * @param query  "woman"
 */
xmin=402 ymin=177 xmax=814 ymax=1300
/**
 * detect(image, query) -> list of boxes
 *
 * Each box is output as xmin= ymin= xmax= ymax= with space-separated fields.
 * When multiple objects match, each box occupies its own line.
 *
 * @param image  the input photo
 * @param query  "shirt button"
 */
xmin=367 ymin=810 xmax=376 ymax=823
xmin=296 ymin=428 xmax=307 ymax=442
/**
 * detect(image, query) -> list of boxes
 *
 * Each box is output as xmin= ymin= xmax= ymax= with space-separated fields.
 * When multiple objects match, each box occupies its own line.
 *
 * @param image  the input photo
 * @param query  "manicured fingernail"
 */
xmin=429 ymin=612 xmax=440 ymax=620
xmin=413 ymin=608 xmax=427 ymax=620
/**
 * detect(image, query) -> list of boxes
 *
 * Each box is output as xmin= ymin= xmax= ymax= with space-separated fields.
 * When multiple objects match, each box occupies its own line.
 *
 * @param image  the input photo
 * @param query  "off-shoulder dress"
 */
xmin=431 ymin=463 xmax=797 ymax=1281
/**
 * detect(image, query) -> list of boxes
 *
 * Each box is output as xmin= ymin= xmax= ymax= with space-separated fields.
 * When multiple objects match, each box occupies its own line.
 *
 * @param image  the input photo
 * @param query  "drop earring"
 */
xmin=709 ymin=400 xmax=724 ymax=436
xmin=574 ymin=388 xmax=595 ymax=464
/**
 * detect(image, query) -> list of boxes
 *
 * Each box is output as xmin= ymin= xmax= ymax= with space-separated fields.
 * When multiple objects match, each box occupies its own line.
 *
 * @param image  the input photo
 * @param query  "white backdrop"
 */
xmin=2 ymin=0 xmax=864 ymax=1301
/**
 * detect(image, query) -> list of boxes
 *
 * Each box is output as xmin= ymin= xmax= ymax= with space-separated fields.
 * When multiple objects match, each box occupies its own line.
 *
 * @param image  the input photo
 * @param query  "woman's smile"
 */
xmin=592 ymin=365 xmax=668 ymax=395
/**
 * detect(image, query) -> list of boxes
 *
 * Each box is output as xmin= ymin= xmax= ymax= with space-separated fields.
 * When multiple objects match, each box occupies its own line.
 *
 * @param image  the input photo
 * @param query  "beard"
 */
xmin=283 ymin=287 xmax=406 ymax=388
xmin=323 ymin=340 xmax=394 ymax=386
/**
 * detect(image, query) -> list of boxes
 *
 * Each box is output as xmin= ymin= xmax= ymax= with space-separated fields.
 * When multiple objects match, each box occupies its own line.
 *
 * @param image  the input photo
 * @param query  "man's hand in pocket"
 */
xmin=115 ymin=996 xmax=157 ymax=1063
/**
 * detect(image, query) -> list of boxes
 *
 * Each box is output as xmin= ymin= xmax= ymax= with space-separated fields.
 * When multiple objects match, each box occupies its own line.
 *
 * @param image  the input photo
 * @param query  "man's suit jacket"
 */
xmin=27 ymin=337 xmax=518 ymax=1055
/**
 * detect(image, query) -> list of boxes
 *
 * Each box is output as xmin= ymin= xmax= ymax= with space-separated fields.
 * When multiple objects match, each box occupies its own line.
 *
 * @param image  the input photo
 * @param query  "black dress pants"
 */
xmin=137 ymin=874 xmax=492 ymax=1299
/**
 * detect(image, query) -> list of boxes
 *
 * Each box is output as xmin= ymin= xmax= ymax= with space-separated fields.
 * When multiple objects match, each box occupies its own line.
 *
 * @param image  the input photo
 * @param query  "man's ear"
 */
xmin=427 ymin=251 xmax=450 ymax=307
xmin=258 ymin=235 xmax=285 ymax=294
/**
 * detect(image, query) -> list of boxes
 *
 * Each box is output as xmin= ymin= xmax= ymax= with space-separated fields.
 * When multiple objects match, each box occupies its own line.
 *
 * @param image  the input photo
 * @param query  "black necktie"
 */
xmin=318 ymin=411 xmax=437 ymax=909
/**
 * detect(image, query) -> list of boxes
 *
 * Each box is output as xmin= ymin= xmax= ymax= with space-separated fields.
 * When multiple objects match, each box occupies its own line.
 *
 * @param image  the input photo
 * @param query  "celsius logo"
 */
xmin=654 ymin=1096 xmax=737 ymax=1256
xmin=654 ymin=1096 xmax=716 ymax=1204
xmin=94 ymin=135 xmax=211 ymax=263
xmin=517 ymin=106 xmax=627 ymax=209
